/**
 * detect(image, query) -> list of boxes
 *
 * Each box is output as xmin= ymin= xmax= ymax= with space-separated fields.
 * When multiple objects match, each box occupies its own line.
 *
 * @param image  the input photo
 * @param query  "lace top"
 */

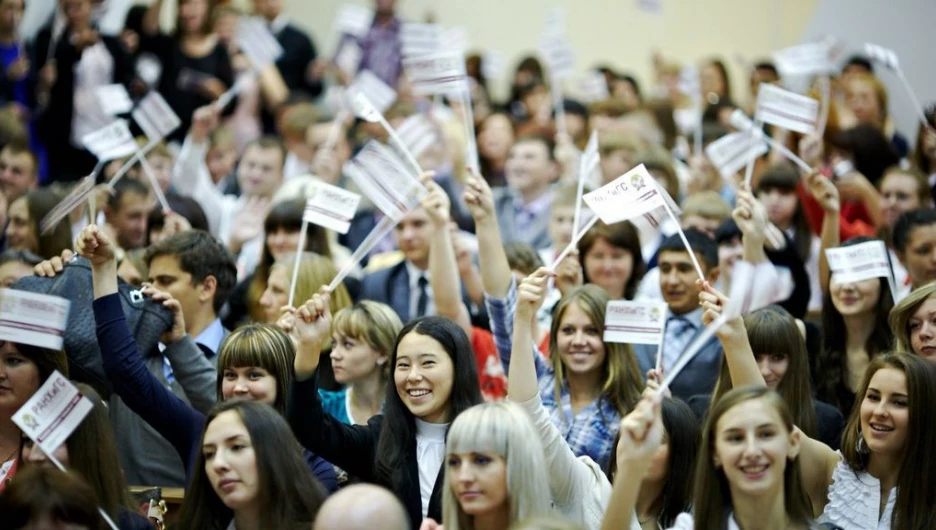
xmin=818 ymin=456 xmax=895 ymax=530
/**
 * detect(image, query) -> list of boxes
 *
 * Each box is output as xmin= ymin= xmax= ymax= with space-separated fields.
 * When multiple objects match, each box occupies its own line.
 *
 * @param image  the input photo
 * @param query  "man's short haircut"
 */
xmin=658 ymin=228 xmax=718 ymax=271
xmin=2 ymin=140 xmax=38 ymax=173
xmin=514 ymin=134 xmax=556 ymax=162
xmin=504 ymin=242 xmax=544 ymax=276
xmin=243 ymin=136 xmax=287 ymax=167
xmin=108 ymin=178 xmax=149 ymax=211
xmin=893 ymin=209 xmax=936 ymax=254
xmin=145 ymin=230 xmax=237 ymax=313
xmin=681 ymin=191 xmax=732 ymax=221
xmin=754 ymin=61 xmax=779 ymax=77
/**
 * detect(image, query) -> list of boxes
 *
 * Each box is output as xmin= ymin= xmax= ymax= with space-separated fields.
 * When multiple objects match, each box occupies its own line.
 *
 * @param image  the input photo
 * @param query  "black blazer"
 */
xmin=360 ymin=260 xmax=482 ymax=326
xmin=288 ymin=375 xmax=442 ymax=530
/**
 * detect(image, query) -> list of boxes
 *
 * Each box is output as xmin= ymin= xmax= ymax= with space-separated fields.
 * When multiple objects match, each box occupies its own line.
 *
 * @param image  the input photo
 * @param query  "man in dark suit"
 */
xmin=491 ymin=135 xmax=559 ymax=251
xmin=633 ymin=229 xmax=722 ymax=401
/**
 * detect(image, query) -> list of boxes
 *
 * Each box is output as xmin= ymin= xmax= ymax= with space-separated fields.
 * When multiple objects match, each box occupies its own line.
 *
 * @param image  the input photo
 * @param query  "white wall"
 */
xmin=284 ymin=0 xmax=820 ymax=104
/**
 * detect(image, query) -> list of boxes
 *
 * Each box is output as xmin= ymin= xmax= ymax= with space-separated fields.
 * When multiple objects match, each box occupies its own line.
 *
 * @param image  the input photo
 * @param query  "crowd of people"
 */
xmin=0 ymin=0 xmax=936 ymax=529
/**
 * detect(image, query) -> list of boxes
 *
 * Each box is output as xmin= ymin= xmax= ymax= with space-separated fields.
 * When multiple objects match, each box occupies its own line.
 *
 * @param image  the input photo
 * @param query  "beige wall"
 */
xmin=282 ymin=0 xmax=819 ymax=103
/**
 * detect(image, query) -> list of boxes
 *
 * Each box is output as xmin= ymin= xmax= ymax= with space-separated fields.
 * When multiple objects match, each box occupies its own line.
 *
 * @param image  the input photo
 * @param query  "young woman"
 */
xmin=143 ymin=0 xmax=234 ymax=141
xmin=815 ymin=237 xmax=895 ymax=415
xmin=575 ymin=220 xmax=645 ymax=301
xmin=756 ymin=164 xmax=822 ymax=313
xmin=509 ymin=269 xmax=698 ymax=530
xmin=892 ymin=208 xmax=936 ymax=292
xmin=477 ymin=112 xmax=516 ymax=188
xmin=0 ymin=340 xmax=68 ymax=494
xmin=258 ymin=253 xmax=352 ymax=324
xmin=287 ymin=292 xmax=483 ymax=529
xmin=689 ymin=305 xmax=845 ymax=449
xmin=318 ymin=301 xmax=402 ymax=425
xmin=845 ymin=74 xmax=910 ymax=157
xmin=0 ymin=467 xmax=105 ymax=530
xmin=703 ymin=283 xmax=936 ymax=529
xmin=21 ymin=383 xmax=152 ymax=529
xmin=888 ymin=281 xmax=936 ymax=362
xmin=80 ymin=225 xmax=338 ymax=492
xmin=5 ymin=189 xmax=73 ymax=260
xmin=605 ymin=386 xmax=816 ymax=530
xmin=176 ymin=400 xmax=327 ymax=530
xmin=878 ymin=166 xmax=930 ymax=287
xmin=437 ymin=402 xmax=553 ymax=530
xmin=224 ymin=198 xmax=332 ymax=328
xmin=0 ymin=249 xmax=42 ymax=288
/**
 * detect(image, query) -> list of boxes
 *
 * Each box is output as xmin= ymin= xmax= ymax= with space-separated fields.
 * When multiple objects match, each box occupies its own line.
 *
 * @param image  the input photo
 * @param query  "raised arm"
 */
xmin=172 ymin=106 xmax=227 ymax=236
xmin=81 ymin=226 xmax=203 ymax=471
xmin=425 ymin=176 xmax=473 ymax=337
xmin=698 ymin=282 xmax=764 ymax=389
xmin=509 ymin=269 xmax=552 ymax=401
xmin=141 ymin=0 xmax=163 ymax=37
xmin=463 ymin=170 xmax=512 ymax=298
xmin=804 ymin=170 xmax=840 ymax=294
xmin=733 ymin=185 xmax=769 ymax=265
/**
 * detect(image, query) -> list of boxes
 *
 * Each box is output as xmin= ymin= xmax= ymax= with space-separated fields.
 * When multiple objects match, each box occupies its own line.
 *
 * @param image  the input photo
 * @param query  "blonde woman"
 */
xmin=888 ymin=281 xmax=936 ymax=362
xmin=319 ymin=301 xmax=403 ymax=425
xmin=258 ymin=252 xmax=352 ymax=324
xmin=426 ymin=402 xmax=553 ymax=530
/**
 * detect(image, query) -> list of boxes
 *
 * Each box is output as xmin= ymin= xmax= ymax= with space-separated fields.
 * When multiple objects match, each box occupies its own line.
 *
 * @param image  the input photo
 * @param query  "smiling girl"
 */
xmin=82 ymin=225 xmax=338 ymax=491
xmin=177 ymin=400 xmax=326 ymax=529
xmin=440 ymin=402 xmax=553 ymax=530
xmin=288 ymin=292 xmax=483 ymax=529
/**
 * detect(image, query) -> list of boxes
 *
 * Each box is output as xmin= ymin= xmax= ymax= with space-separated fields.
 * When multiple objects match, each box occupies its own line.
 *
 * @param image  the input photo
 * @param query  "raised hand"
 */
xmin=732 ymin=185 xmax=767 ymax=245
xmin=642 ymin=368 xmax=671 ymax=400
xmin=554 ymin=248 xmax=583 ymax=296
xmin=517 ymin=268 xmax=553 ymax=319
xmin=798 ymin=134 xmax=824 ymax=167
xmin=292 ymin=290 xmax=333 ymax=379
xmin=76 ymin=225 xmax=117 ymax=267
xmin=228 ymin=196 xmax=270 ymax=253
xmin=142 ymin=284 xmax=187 ymax=344
xmin=191 ymin=105 xmax=221 ymax=144
xmin=462 ymin=169 xmax=496 ymax=224
xmin=34 ymin=249 xmax=75 ymax=278
xmin=699 ymin=281 xmax=745 ymax=341
xmin=615 ymin=397 xmax=664 ymax=465
xmin=420 ymin=173 xmax=450 ymax=228
xmin=805 ymin=170 xmax=840 ymax=214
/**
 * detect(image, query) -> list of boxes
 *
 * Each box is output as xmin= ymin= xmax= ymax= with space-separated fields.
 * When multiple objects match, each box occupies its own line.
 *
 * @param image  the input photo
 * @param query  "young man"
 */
xmin=104 ymin=179 xmax=151 ymax=251
xmin=632 ymin=229 xmax=722 ymax=402
xmin=492 ymin=136 xmax=558 ymax=251
xmin=173 ymin=105 xmax=286 ymax=278
xmin=252 ymin=0 xmax=322 ymax=114
xmin=0 ymin=141 xmax=37 ymax=202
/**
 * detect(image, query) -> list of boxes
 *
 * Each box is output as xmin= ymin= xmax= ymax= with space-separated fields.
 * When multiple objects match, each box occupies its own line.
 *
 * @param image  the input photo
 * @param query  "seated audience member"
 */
xmin=477 ymin=112 xmax=516 ymax=188
xmin=280 ymin=102 xmax=319 ymax=179
xmin=0 ymin=467 xmax=105 ymax=530
xmin=176 ymin=401 xmax=328 ymax=529
xmin=314 ymin=484 xmax=410 ymax=530
xmin=0 ymin=141 xmax=38 ymax=202
xmin=893 ymin=208 xmax=936 ymax=295
xmin=173 ymin=105 xmax=287 ymax=278
xmin=573 ymin=220 xmax=644 ymax=301
xmin=492 ymin=135 xmax=558 ymax=250
xmin=207 ymin=124 xmax=241 ymax=191
xmin=889 ymin=281 xmax=936 ymax=362
xmin=5 ymin=188 xmax=72 ymax=259
xmin=597 ymin=131 xmax=642 ymax=185
xmin=0 ymin=248 xmax=41 ymax=287
xmin=878 ymin=166 xmax=930 ymax=286
xmin=259 ymin=253 xmax=352 ymax=325
xmin=538 ymin=183 xmax=579 ymax=267
xmin=21 ymin=383 xmax=153 ymax=529
xmin=633 ymin=229 xmax=722 ymax=401
xmin=81 ymin=225 xmax=338 ymax=492
xmin=845 ymin=73 xmax=910 ymax=157
xmin=105 ymin=179 xmax=151 ymax=252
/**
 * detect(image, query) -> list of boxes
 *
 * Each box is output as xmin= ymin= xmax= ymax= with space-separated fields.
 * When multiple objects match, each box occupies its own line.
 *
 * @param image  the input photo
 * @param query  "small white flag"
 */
xmin=826 ymin=241 xmax=892 ymax=284
xmin=401 ymin=23 xmax=442 ymax=58
xmin=94 ymin=84 xmax=133 ymax=116
xmin=405 ymin=51 xmax=469 ymax=97
xmin=347 ymin=70 xmax=397 ymax=114
xmin=81 ymin=120 xmax=138 ymax=161
xmin=346 ymin=141 xmax=428 ymax=221
xmin=604 ymin=300 xmax=668 ymax=345
xmin=302 ymin=181 xmax=361 ymax=234
xmin=578 ymin=70 xmax=610 ymax=103
xmin=0 ymin=289 xmax=70 ymax=350
xmin=133 ymin=91 xmax=181 ymax=143
xmin=864 ymin=43 xmax=899 ymax=70
xmin=13 ymin=371 xmax=93 ymax=457
xmin=773 ymin=41 xmax=834 ymax=78
xmin=481 ymin=50 xmax=505 ymax=81
xmin=441 ymin=27 xmax=469 ymax=55
xmin=539 ymin=35 xmax=575 ymax=80
xmin=755 ymin=83 xmax=819 ymax=135
xmin=396 ymin=114 xmax=438 ymax=159
xmin=333 ymin=4 xmax=374 ymax=39
xmin=237 ymin=17 xmax=284 ymax=68
xmin=41 ymin=176 xmax=96 ymax=235
xmin=582 ymin=164 xmax=681 ymax=227
xmin=705 ymin=131 xmax=769 ymax=180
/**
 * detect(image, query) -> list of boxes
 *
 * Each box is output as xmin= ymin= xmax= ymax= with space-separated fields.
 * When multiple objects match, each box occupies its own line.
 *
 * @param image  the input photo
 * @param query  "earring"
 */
xmin=855 ymin=427 xmax=870 ymax=455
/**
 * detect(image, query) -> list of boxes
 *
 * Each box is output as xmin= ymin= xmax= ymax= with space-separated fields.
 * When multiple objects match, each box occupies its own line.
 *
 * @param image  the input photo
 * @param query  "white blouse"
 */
xmin=415 ymin=419 xmax=449 ymax=519
xmin=818 ymin=457 xmax=895 ymax=530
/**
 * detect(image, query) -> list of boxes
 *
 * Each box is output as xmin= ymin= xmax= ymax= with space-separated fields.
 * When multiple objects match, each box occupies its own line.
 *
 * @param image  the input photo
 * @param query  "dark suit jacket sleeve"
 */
xmin=360 ymin=268 xmax=389 ymax=305
xmin=288 ymin=372 xmax=379 ymax=481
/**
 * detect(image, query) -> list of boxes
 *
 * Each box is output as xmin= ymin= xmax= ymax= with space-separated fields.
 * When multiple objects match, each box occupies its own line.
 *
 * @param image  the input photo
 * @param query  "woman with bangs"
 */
xmin=702 ymin=282 xmax=936 ymax=529
xmin=82 ymin=225 xmax=338 ymax=492
xmin=889 ymin=282 xmax=936 ymax=363
xmin=431 ymin=402 xmax=553 ymax=530
xmin=318 ymin=301 xmax=403 ymax=425
xmin=688 ymin=305 xmax=844 ymax=449
xmin=224 ymin=198 xmax=332 ymax=328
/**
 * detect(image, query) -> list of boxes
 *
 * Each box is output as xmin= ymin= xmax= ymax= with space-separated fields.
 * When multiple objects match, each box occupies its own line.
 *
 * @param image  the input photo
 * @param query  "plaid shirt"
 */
xmin=485 ymin=279 xmax=620 ymax=470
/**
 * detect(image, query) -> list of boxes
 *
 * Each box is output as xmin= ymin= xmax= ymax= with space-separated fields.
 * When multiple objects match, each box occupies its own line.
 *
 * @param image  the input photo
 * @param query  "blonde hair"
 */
xmin=889 ymin=282 xmax=936 ymax=352
xmin=216 ymin=324 xmax=295 ymax=415
xmin=681 ymin=191 xmax=731 ymax=221
xmin=442 ymin=402 xmax=553 ymax=530
xmin=271 ymin=253 xmax=352 ymax=316
xmin=332 ymin=300 xmax=403 ymax=379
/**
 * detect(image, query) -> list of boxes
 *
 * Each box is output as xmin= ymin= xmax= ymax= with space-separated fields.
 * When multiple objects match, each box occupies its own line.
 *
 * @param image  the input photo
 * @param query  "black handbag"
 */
xmin=13 ymin=257 xmax=173 ymax=398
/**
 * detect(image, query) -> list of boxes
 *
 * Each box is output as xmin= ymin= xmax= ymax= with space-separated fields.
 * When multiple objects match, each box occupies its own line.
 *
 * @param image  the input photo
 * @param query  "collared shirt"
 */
xmin=485 ymin=279 xmax=620 ymax=469
xmin=661 ymin=307 xmax=703 ymax=372
xmin=405 ymin=260 xmax=434 ymax=319
xmin=512 ymin=188 xmax=554 ymax=235
xmin=356 ymin=16 xmax=403 ymax=89
xmin=163 ymin=318 xmax=224 ymax=383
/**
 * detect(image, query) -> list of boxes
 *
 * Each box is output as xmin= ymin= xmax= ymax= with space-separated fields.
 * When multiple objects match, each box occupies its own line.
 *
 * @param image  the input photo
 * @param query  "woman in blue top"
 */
xmin=79 ymin=224 xmax=337 ymax=492
xmin=316 ymin=301 xmax=401 ymax=425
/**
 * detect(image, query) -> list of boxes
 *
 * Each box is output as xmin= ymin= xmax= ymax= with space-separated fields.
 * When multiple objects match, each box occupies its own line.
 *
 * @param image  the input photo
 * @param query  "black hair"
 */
xmin=614 ymin=73 xmax=643 ymax=100
xmin=844 ymin=55 xmax=874 ymax=74
xmin=753 ymin=61 xmax=779 ymax=77
xmin=148 ymin=193 xmax=209 ymax=237
xmin=375 ymin=317 xmax=483 ymax=492
xmin=893 ymin=209 xmax=936 ymax=254
xmin=658 ymin=228 xmax=718 ymax=270
xmin=714 ymin=218 xmax=742 ymax=246
xmin=515 ymin=134 xmax=557 ymax=162
xmin=559 ymin=98 xmax=588 ymax=119
xmin=145 ymin=230 xmax=237 ymax=313
xmin=107 ymin=177 xmax=149 ymax=211
xmin=607 ymin=398 xmax=699 ymax=528
xmin=829 ymin=124 xmax=900 ymax=185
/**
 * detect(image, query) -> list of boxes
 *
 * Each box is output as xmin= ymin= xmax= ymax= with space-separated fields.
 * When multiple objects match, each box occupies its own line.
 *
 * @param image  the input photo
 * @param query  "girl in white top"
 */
xmin=606 ymin=385 xmax=817 ymax=530
xmin=434 ymin=402 xmax=553 ymax=530
xmin=510 ymin=270 xmax=699 ymax=530
xmin=702 ymin=282 xmax=936 ymax=530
